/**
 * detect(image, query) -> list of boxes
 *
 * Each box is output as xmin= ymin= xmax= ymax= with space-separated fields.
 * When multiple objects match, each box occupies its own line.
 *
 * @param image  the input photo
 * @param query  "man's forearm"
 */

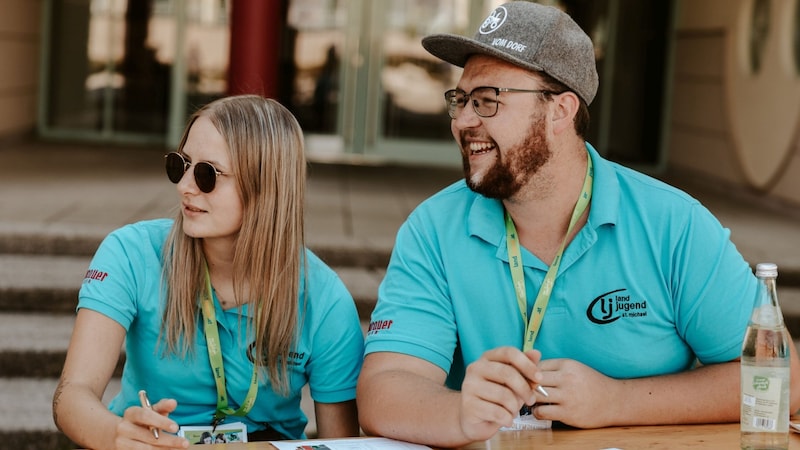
xmin=358 ymin=369 xmax=472 ymax=447
xmin=610 ymin=361 xmax=740 ymax=426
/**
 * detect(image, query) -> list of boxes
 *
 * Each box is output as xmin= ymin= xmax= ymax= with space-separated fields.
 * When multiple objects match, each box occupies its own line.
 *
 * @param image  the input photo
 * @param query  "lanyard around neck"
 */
xmin=201 ymin=265 xmax=259 ymax=425
xmin=505 ymin=151 xmax=593 ymax=351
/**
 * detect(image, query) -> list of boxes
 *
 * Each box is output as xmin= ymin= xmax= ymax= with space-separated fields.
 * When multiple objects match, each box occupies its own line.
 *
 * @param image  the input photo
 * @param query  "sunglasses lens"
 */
xmin=194 ymin=163 xmax=217 ymax=193
xmin=165 ymin=153 xmax=186 ymax=184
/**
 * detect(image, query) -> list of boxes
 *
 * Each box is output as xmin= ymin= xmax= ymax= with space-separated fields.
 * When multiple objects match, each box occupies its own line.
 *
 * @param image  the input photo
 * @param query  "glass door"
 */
xmin=353 ymin=0 xmax=675 ymax=170
xmin=364 ymin=0 xmax=490 ymax=167
xmin=546 ymin=0 xmax=675 ymax=169
xmin=39 ymin=0 xmax=229 ymax=146
xmin=287 ymin=0 xmax=496 ymax=168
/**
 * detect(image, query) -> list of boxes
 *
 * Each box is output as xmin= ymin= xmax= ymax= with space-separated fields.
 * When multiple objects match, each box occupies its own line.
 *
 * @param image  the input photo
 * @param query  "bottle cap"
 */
xmin=756 ymin=262 xmax=778 ymax=278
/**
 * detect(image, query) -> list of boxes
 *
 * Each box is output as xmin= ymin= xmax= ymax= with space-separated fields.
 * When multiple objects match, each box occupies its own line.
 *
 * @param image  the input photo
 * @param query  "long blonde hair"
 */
xmin=160 ymin=95 xmax=306 ymax=394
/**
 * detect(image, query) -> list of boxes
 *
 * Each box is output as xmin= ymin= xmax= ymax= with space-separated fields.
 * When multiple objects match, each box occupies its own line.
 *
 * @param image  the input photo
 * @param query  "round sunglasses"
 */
xmin=164 ymin=152 xmax=228 ymax=193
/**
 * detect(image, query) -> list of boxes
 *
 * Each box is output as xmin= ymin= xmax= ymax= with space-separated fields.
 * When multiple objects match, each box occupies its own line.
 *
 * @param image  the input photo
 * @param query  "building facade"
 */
xmin=3 ymin=0 xmax=800 ymax=207
xmin=0 ymin=0 xmax=40 ymax=140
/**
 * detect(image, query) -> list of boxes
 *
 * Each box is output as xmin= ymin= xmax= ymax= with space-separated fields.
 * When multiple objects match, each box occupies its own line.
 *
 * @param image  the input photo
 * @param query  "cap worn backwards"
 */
xmin=421 ymin=1 xmax=599 ymax=105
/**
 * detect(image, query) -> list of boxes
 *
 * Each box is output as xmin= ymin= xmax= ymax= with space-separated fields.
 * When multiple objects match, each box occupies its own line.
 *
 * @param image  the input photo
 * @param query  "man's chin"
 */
xmin=465 ymin=172 xmax=483 ymax=190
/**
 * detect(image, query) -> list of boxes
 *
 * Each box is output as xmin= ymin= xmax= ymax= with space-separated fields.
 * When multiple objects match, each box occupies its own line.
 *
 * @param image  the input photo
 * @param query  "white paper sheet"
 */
xmin=270 ymin=437 xmax=431 ymax=450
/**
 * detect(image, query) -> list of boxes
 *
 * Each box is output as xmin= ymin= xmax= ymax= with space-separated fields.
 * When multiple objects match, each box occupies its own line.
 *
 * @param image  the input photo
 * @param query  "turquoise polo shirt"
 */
xmin=365 ymin=143 xmax=757 ymax=389
xmin=78 ymin=219 xmax=364 ymax=439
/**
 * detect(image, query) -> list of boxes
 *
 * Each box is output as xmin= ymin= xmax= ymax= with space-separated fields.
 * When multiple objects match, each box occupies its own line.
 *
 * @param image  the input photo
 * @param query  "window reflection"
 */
xmin=183 ymin=0 xmax=230 ymax=111
xmin=48 ymin=0 xmax=229 ymax=136
xmin=380 ymin=0 xmax=467 ymax=140
xmin=286 ymin=0 xmax=345 ymax=134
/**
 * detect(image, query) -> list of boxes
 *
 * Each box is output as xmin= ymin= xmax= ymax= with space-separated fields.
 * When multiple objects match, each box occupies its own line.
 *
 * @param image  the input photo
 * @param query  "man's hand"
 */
xmin=458 ymin=347 xmax=544 ymax=441
xmin=532 ymin=358 xmax=622 ymax=428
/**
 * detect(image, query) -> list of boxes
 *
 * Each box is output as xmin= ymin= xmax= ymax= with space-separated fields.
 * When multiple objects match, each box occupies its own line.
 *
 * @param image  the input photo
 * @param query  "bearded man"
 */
xmin=356 ymin=1 xmax=800 ymax=448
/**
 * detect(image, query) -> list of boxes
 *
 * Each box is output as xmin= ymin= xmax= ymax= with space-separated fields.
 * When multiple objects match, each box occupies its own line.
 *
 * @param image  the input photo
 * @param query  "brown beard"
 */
xmin=463 ymin=115 xmax=551 ymax=199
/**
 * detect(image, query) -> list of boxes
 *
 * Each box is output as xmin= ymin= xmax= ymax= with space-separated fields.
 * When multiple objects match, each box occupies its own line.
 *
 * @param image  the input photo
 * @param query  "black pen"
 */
xmin=138 ymin=390 xmax=160 ymax=439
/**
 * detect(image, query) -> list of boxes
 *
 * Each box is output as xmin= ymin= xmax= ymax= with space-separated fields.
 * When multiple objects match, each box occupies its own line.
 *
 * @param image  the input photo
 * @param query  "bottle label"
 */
xmin=741 ymin=366 xmax=789 ymax=432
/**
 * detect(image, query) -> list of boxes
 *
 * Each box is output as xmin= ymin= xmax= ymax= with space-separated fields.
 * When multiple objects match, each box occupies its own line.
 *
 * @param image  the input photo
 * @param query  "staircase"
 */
xmin=0 ymin=232 xmax=387 ymax=449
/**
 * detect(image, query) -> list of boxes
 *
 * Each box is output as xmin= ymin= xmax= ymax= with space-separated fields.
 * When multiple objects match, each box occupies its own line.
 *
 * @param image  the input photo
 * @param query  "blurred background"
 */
xmin=1 ymin=0 xmax=798 ymax=201
xmin=2 ymin=0 xmax=800 ymax=448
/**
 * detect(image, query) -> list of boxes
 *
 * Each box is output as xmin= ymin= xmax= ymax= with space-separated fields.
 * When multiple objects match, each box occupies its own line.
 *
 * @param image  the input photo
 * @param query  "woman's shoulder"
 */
xmin=101 ymin=218 xmax=175 ymax=252
xmin=302 ymin=248 xmax=337 ymax=277
xmin=301 ymin=248 xmax=352 ymax=298
xmin=299 ymin=248 xmax=360 ymax=325
xmin=111 ymin=218 xmax=174 ymax=238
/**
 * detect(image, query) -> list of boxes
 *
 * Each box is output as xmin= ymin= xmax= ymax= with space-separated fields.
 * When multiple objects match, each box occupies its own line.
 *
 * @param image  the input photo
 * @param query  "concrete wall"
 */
xmin=0 ymin=0 xmax=41 ymax=139
xmin=670 ymin=0 xmax=800 ymax=207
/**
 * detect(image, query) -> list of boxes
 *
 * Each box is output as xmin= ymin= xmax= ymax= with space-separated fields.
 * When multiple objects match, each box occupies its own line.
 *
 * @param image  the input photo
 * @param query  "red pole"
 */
xmin=228 ymin=0 xmax=284 ymax=98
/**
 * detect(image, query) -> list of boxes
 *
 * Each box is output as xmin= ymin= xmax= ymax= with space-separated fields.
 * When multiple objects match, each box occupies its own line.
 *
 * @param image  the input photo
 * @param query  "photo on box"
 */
xmin=178 ymin=421 xmax=248 ymax=444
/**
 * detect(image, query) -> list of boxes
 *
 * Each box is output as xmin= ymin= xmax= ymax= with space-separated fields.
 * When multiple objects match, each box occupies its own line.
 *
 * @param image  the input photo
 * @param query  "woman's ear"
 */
xmin=551 ymin=91 xmax=580 ymax=135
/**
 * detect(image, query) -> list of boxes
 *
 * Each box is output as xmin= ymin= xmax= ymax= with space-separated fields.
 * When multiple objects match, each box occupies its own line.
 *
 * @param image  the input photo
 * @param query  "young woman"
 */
xmin=53 ymin=95 xmax=364 ymax=449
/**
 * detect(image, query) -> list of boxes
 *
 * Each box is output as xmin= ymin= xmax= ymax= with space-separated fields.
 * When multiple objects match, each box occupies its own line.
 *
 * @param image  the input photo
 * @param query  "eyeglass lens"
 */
xmin=164 ymin=152 xmax=218 ymax=193
xmin=446 ymin=87 xmax=498 ymax=119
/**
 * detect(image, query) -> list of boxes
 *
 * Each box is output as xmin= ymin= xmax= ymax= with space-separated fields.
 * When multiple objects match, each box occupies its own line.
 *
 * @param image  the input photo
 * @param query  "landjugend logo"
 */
xmin=586 ymin=288 xmax=647 ymax=324
xmin=246 ymin=342 xmax=306 ymax=367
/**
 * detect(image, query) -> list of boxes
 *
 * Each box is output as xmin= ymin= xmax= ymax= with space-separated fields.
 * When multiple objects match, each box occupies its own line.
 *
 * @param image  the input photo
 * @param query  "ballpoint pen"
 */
xmin=138 ymin=390 xmax=160 ymax=439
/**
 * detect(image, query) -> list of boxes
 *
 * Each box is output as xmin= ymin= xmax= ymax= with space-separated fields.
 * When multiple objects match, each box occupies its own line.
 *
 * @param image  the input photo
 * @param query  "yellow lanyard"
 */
xmin=506 ymin=152 xmax=593 ymax=351
xmin=201 ymin=265 xmax=259 ymax=427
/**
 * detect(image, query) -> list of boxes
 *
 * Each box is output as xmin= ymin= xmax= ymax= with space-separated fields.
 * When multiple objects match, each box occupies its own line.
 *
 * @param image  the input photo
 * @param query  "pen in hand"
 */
xmin=536 ymin=385 xmax=549 ymax=397
xmin=138 ymin=390 xmax=160 ymax=439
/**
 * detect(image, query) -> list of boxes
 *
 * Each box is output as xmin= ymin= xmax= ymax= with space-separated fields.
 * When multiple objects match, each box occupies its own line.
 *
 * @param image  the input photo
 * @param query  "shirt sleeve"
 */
xmin=363 ymin=212 xmax=459 ymax=373
xmin=671 ymin=203 xmax=758 ymax=364
xmin=78 ymin=225 xmax=150 ymax=330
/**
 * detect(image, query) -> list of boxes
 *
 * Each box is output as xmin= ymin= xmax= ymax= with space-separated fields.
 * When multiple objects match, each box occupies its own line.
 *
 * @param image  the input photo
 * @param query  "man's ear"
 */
xmin=551 ymin=91 xmax=580 ymax=135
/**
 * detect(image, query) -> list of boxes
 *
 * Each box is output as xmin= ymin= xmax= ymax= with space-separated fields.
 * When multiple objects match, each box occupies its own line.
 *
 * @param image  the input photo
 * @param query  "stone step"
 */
xmin=0 ymin=378 xmax=121 ymax=432
xmin=4 ymin=286 xmax=800 ymax=379
xmin=5 ymin=252 xmax=800 ymax=323
xmin=0 ymin=378 xmax=122 ymax=449
xmin=0 ymin=254 xmax=383 ymax=318
xmin=0 ymin=223 xmax=392 ymax=269
xmin=0 ymin=310 xmax=379 ymax=378
xmin=0 ymin=254 xmax=88 ymax=313
xmin=0 ymin=312 xmax=90 ymax=378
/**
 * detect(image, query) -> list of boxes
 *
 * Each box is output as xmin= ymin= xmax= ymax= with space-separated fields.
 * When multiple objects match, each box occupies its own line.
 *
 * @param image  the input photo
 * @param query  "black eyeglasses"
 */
xmin=164 ymin=152 xmax=228 ymax=193
xmin=444 ymin=86 xmax=561 ymax=119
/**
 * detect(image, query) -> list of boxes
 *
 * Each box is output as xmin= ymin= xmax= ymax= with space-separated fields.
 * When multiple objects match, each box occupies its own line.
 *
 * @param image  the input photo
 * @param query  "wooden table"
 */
xmin=201 ymin=424 xmax=800 ymax=449
xmin=462 ymin=423 xmax=800 ymax=449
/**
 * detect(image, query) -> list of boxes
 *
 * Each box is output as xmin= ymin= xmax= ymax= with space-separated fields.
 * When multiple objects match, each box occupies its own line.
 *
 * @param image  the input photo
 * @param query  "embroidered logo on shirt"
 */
xmin=246 ymin=342 xmax=306 ymax=367
xmin=367 ymin=319 xmax=393 ymax=335
xmin=285 ymin=351 xmax=305 ymax=367
xmin=83 ymin=268 xmax=109 ymax=283
xmin=586 ymin=288 xmax=648 ymax=324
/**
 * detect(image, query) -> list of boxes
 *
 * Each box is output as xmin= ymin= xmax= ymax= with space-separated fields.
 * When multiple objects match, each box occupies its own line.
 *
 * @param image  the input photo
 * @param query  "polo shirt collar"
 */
xmin=466 ymin=141 xmax=619 ymax=249
xmin=585 ymin=142 xmax=619 ymax=228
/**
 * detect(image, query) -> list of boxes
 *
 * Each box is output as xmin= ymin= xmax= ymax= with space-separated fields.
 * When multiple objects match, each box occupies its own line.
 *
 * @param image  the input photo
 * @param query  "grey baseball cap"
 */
xmin=421 ymin=1 xmax=599 ymax=105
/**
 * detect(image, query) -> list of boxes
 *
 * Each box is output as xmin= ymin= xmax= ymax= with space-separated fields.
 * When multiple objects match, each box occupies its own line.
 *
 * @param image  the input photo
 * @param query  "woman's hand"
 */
xmin=116 ymin=398 xmax=189 ymax=448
